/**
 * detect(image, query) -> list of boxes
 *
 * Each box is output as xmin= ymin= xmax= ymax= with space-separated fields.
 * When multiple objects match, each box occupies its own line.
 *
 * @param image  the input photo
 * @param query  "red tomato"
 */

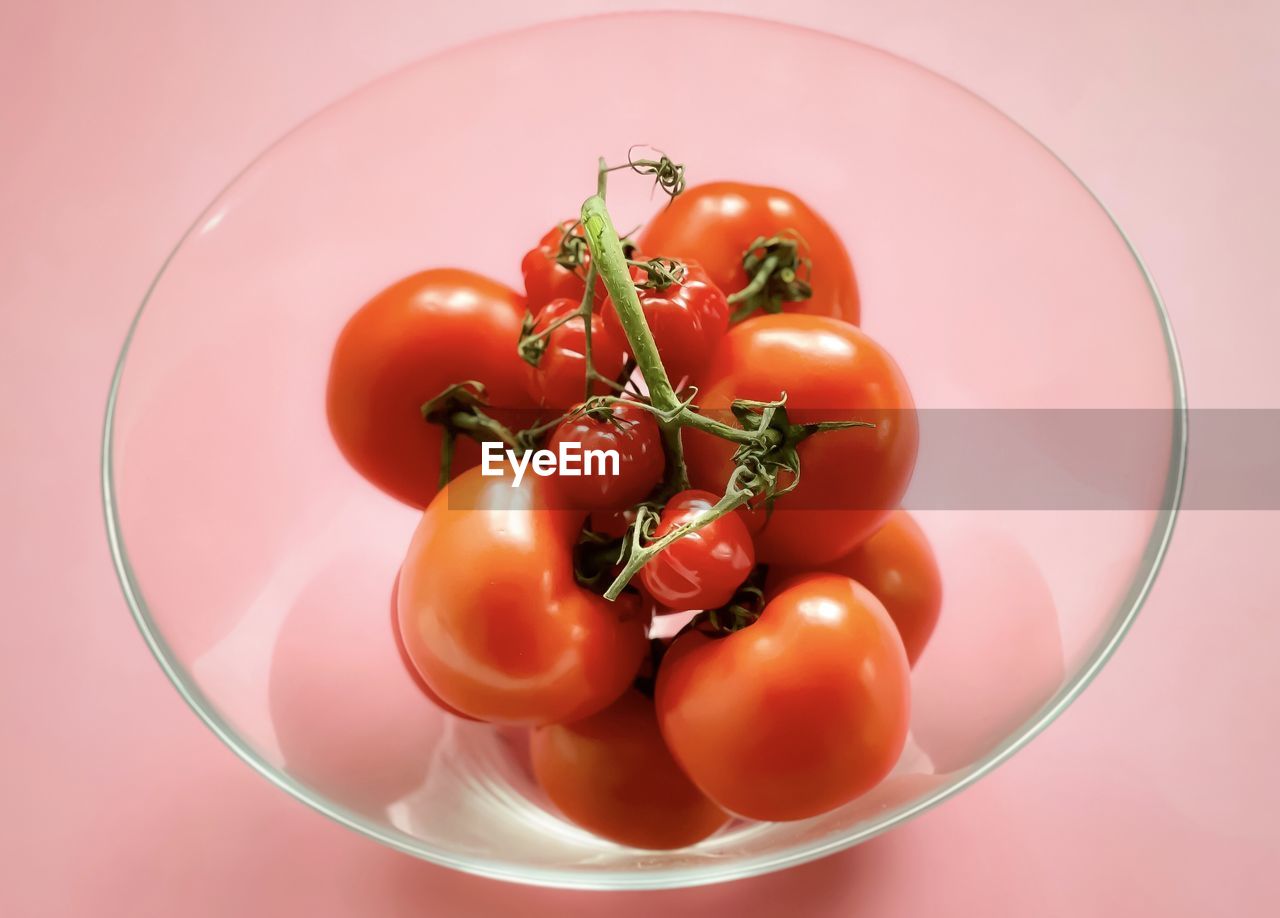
xmin=327 ymin=269 xmax=534 ymax=509
xmin=639 ymin=490 xmax=755 ymax=611
xmin=530 ymin=689 xmax=729 ymax=849
xmin=389 ymin=571 xmax=481 ymax=721
xmin=602 ymin=260 xmax=729 ymax=386
xmin=398 ymin=467 xmax=648 ymax=725
xmin=521 ymin=221 xmax=628 ymax=312
xmin=546 ymin=400 xmax=665 ymax=512
xmin=683 ymin=314 xmax=918 ymax=566
xmin=639 ymin=182 xmax=860 ymax=324
xmin=656 ymin=574 xmax=910 ymax=821
xmin=522 ymin=222 xmax=590 ymax=311
xmin=772 ymin=510 xmax=941 ymax=666
xmin=525 ymin=297 xmax=626 ymax=410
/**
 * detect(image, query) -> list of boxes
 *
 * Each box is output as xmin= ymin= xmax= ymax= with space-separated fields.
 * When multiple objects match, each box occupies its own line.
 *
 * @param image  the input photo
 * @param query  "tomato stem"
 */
xmin=602 ymin=468 xmax=757 ymax=602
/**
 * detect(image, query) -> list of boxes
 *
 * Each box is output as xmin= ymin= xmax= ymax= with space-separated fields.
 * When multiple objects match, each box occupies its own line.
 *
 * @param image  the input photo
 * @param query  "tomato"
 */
xmin=639 ymin=182 xmax=860 ymax=324
xmin=525 ymin=297 xmax=627 ymax=410
xmin=398 ymin=467 xmax=648 ymax=724
xmin=683 ymin=314 xmax=918 ymax=566
xmin=656 ymin=574 xmax=910 ymax=821
xmin=521 ymin=221 xmax=629 ymax=311
xmin=546 ymin=400 xmax=664 ymax=512
xmin=602 ymin=260 xmax=729 ymax=386
xmin=639 ymin=490 xmax=755 ymax=611
xmin=772 ymin=510 xmax=941 ymax=666
xmin=327 ymin=269 xmax=534 ymax=509
xmin=530 ymin=689 xmax=729 ymax=849
xmin=389 ymin=571 xmax=481 ymax=721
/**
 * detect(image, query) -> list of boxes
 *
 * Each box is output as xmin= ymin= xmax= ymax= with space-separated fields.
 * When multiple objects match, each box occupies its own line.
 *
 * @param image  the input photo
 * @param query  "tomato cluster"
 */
xmin=326 ymin=161 xmax=941 ymax=849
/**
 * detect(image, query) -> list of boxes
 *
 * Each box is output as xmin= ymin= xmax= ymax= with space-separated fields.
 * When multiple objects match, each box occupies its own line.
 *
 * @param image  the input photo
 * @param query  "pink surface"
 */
xmin=2 ymin=0 xmax=1277 ymax=914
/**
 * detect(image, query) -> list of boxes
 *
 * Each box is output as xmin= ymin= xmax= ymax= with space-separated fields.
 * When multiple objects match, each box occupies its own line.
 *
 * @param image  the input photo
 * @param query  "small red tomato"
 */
xmin=639 ymin=490 xmax=755 ymax=611
xmin=639 ymin=182 xmax=860 ymax=324
xmin=772 ymin=510 xmax=941 ymax=666
xmin=546 ymin=400 xmax=665 ymax=512
xmin=389 ymin=571 xmax=481 ymax=721
xmin=399 ymin=467 xmax=648 ymax=725
xmin=522 ymin=221 xmax=591 ymax=311
xmin=530 ymin=689 xmax=730 ymax=849
xmin=603 ymin=260 xmax=729 ymax=386
xmin=326 ymin=268 xmax=534 ymax=509
xmin=525 ymin=297 xmax=626 ymax=410
xmin=656 ymin=574 xmax=910 ymax=821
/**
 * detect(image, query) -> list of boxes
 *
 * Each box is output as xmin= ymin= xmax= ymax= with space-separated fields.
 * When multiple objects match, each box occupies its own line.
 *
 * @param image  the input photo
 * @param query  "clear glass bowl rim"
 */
xmin=100 ymin=11 xmax=1189 ymax=891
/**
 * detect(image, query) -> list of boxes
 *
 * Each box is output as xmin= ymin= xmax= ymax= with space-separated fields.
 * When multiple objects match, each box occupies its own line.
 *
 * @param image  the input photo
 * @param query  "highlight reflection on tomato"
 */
xmin=397 ymin=467 xmax=648 ymax=725
xmin=656 ymin=574 xmax=911 ymax=821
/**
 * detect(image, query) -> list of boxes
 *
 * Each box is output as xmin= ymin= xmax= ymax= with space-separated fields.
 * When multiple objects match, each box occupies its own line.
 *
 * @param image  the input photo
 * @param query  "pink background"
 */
xmin=3 ymin=0 xmax=1277 ymax=914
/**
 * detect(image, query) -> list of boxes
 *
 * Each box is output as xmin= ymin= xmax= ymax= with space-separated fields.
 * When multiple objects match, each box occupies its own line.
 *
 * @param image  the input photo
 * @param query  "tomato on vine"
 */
xmin=638 ymin=490 xmax=755 ymax=611
xmin=639 ymin=182 xmax=860 ymax=324
xmin=523 ymin=297 xmax=626 ymax=410
xmin=326 ymin=269 xmax=533 ymax=509
xmin=530 ymin=688 xmax=729 ymax=849
xmin=546 ymin=400 xmax=665 ymax=512
xmin=656 ymin=574 xmax=910 ymax=821
xmin=683 ymin=314 xmax=918 ymax=567
xmin=602 ymin=259 xmax=729 ymax=386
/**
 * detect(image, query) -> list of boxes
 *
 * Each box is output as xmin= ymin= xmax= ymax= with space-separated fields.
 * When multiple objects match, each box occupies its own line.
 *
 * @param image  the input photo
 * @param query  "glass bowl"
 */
xmin=102 ymin=12 xmax=1186 ymax=890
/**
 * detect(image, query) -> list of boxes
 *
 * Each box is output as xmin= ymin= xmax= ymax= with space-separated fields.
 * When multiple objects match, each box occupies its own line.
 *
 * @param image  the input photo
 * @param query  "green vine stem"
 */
xmin=602 ymin=465 xmax=757 ymax=601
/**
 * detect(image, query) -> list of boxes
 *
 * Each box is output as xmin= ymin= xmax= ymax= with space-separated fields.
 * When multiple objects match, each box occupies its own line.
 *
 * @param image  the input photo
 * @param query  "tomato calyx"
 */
xmin=695 ymin=566 xmax=769 ymax=636
xmin=726 ymin=234 xmax=814 ymax=322
xmin=419 ymin=380 xmax=521 ymax=487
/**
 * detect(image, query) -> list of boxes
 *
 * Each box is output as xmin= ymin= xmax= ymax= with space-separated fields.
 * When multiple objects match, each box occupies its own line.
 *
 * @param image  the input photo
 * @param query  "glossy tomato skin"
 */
xmin=389 ymin=571 xmax=481 ymax=721
xmin=525 ymin=297 xmax=627 ymax=410
xmin=530 ymin=689 xmax=729 ymax=849
xmin=772 ymin=510 xmax=941 ymax=666
xmin=546 ymin=401 xmax=665 ymax=512
xmin=327 ymin=269 xmax=533 ymax=509
xmin=639 ymin=182 xmax=860 ymax=324
xmin=640 ymin=490 xmax=755 ymax=611
xmin=684 ymin=314 xmax=918 ymax=566
xmin=522 ymin=223 xmax=589 ymax=311
xmin=656 ymin=574 xmax=910 ymax=821
xmin=603 ymin=260 xmax=729 ymax=386
xmin=398 ymin=467 xmax=648 ymax=725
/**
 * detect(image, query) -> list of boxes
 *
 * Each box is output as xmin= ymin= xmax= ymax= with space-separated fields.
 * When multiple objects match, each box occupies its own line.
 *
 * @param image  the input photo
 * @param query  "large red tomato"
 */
xmin=772 ymin=510 xmax=942 ymax=666
xmin=639 ymin=182 xmax=859 ymax=324
xmin=397 ymin=467 xmax=648 ymax=725
xmin=683 ymin=314 xmax=918 ymax=566
xmin=326 ymin=269 xmax=533 ymax=509
xmin=530 ymin=689 xmax=729 ymax=849
xmin=656 ymin=574 xmax=910 ymax=821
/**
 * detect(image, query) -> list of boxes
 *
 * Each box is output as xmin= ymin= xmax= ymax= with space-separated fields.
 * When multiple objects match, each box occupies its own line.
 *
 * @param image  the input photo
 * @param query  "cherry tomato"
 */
xmin=525 ymin=297 xmax=627 ymax=410
xmin=772 ymin=510 xmax=941 ymax=666
xmin=639 ymin=182 xmax=860 ymax=324
xmin=656 ymin=574 xmax=910 ymax=821
xmin=639 ymin=490 xmax=755 ymax=611
xmin=684 ymin=314 xmax=918 ymax=566
xmin=521 ymin=221 xmax=628 ymax=311
xmin=530 ymin=689 xmax=729 ymax=849
xmin=398 ymin=467 xmax=648 ymax=724
xmin=327 ymin=269 xmax=534 ymax=509
xmin=603 ymin=260 xmax=729 ymax=386
xmin=389 ymin=571 xmax=481 ymax=721
xmin=546 ymin=400 xmax=665 ymax=512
